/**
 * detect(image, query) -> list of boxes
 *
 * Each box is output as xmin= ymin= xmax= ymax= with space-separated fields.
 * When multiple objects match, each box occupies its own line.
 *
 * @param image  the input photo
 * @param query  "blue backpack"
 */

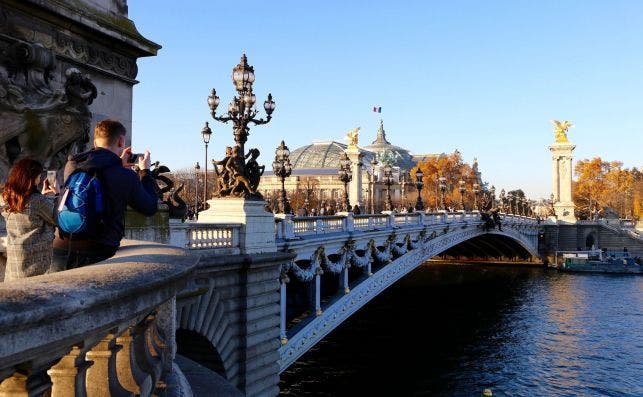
xmin=57 ymin=170 xmax=104 ymax=236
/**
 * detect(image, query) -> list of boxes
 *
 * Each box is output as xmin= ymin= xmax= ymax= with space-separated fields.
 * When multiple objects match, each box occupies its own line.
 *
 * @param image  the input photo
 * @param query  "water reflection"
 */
xmin=280 ymin=263 xmax=643 ymax=396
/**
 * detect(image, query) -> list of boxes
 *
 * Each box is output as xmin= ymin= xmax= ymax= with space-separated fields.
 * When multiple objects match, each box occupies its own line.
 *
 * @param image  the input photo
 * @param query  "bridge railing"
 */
xmin=186 ymin=223 xmax=241 ymax=253
xmin=0 ymin=241 xmax=198 ymax=397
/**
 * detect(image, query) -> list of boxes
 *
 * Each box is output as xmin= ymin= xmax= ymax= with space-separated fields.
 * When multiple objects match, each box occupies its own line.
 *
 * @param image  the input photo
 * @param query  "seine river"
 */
xmin=280 ymin=263 xmax=642 ymax=396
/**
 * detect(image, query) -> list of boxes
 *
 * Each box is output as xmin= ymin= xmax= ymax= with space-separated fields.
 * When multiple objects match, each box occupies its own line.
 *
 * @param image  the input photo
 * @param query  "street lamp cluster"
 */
xmin=272 ymin=140 xmax=293 ymax=214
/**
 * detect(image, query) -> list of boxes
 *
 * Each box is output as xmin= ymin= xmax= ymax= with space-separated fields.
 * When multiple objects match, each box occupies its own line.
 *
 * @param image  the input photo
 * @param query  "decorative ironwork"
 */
xmin=207 ymin=54 xmax=274 ymax=199
xmin=337 ymin=152 xmax=353 ymax=212
xmin=272 ymin=140 xmax=292 ymax=214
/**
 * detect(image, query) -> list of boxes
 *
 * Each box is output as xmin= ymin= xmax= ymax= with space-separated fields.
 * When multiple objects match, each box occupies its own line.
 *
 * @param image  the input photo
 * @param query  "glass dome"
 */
xmin=290 ymin=141 xmax=375 ymax=170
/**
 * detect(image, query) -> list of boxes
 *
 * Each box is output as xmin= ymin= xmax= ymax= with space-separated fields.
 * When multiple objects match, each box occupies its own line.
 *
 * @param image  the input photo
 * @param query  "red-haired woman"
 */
xmin=1 ymin=158 xmax=58 ymax=281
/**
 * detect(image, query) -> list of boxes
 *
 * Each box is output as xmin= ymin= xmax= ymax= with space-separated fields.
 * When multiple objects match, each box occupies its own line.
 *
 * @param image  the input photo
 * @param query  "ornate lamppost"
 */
xmin=490 ymin=185 xmax=496 ymax=208
xmin=472 ymin=183 xmax=480 ymax=211
xmin=414 ymin=168 xmax=424 ymax=211
xmin=400 ymin=171 xmax=409 ymax=208
xmin=458 ymin=179 xmax=466 ymax=211
xmin=272 ymin=140 xmax=292 ymax=214
xmin=438 ymin=176 xmax=447 ymax=211
xmin=369 ymin=158 xmax=378 ymax=214
xmin=382 ymin=163 xmax=394 ymax=212
xmin=508 ymin=192 xmax=515 ymax=214
xmin=338 ymin=152 xmax=353 ymax=212
xmin=194 ymin=161 xmax=200 ymax=214
xmin=500 ymin=189 xmax=506 ymax=213
xmin=201 ymin=122 xmax=213 ymax=204
xmin=206 ymin=54 xmax=275 ymax=198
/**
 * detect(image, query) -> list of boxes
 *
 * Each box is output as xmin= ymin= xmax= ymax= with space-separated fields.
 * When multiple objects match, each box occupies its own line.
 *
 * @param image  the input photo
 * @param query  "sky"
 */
xmin=127 ymin=1 xmax=643 ymax=199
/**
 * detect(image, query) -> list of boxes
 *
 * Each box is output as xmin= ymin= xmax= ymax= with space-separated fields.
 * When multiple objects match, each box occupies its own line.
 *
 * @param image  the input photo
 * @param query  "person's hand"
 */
xmin=138 ymin=150 xmax=151 ymax=170
xmin=41 ymin=179 xmax=58 ymax=196
xmin=121 ymin=146 xmax=135 ymax=168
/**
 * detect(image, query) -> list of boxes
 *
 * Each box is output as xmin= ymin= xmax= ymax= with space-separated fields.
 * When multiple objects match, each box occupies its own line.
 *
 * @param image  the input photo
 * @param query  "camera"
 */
xmin=128 ymin=153 xmax=143 ymax=163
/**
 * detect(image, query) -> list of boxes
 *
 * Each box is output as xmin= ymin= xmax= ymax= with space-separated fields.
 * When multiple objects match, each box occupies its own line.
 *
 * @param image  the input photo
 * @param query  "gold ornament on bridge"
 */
xmin=551 ymin=120 xmax=573 ymax=143
xmin=346 ymin=127 xmax=360 ymax=149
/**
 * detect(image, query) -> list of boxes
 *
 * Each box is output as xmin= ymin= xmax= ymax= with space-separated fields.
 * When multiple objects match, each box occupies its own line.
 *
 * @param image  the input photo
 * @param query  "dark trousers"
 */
xmin=52 ymin=245 xmax=117 ymax=270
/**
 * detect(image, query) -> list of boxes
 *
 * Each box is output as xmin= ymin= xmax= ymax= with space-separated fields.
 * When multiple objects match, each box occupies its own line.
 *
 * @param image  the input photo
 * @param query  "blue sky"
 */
xmin=128 ymin=1 xmax=642 ymax=199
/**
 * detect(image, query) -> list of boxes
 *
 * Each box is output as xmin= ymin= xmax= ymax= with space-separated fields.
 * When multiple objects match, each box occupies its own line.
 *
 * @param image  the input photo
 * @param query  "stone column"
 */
xmin=549 ymin=142 xmax=576 ymax=223
xmin=345 ymin=148 xmax=363 ymax=210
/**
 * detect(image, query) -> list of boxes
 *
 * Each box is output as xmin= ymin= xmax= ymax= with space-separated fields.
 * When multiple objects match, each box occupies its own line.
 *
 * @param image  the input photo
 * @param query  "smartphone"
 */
xmin=46 ymin=170 xmax=57 ymax=187
xmin=128 ymin=153 xmax=143 ymax=163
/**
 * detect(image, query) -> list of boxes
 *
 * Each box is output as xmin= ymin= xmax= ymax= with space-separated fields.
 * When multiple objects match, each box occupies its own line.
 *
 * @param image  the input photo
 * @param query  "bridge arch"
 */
xmin=279 ymin=223 xmax=540 ymax=371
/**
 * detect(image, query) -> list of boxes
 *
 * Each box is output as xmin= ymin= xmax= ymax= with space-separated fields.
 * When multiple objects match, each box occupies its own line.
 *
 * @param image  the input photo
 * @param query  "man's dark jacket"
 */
xmin=61 ymin=148 xmax=157 ymax=250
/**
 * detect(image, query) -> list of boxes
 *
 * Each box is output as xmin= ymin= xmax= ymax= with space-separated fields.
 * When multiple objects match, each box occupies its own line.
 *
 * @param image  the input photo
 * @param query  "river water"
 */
xmin=280 ymin=263 xmax=643 ymax=396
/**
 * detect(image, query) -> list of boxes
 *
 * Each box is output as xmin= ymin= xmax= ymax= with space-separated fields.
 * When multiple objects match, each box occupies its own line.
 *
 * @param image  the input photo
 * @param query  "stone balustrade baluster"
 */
xmin=0 ymin=371 xmax=29 ymax=396
xmin=47 ymin=346 xmax=88 ymax=397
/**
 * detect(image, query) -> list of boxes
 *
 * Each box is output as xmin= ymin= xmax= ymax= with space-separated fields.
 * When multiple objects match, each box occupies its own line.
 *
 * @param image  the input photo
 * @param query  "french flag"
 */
xmin=373 ymin=106 xmax=382 ymax=113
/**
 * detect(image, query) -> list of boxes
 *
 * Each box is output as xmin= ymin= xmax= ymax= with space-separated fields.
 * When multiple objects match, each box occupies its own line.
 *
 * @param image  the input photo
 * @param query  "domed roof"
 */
xmin=362 ymin=120 xmax=416 ymax=170
xmin=290 ymin=141 xmax=375 ymax=170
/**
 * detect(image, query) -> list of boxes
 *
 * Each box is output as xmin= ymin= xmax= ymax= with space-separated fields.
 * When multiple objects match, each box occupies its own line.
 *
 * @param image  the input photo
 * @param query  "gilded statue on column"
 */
xmin=551 ymin=120 xmax=573 ymax=143
xmin=346 ymin=127 xmax=360 ymax=149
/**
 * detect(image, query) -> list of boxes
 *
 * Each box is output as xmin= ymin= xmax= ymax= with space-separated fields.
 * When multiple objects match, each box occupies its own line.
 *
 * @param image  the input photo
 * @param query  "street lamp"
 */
xmin=338 ymin=152 xmax=353 ymax=212
xmin=201 ymin=122 xmax=213 ymax=204
xmin=458 ymin=179 xmax=466 ymax=211
xmin=500 ymin=189 xmax=506 ymax=213
xmin=438 ymin=176 xmax=447 ymax=211
xmin=400 ymin=171 xmax=409 ymax=207
xmin=272 ymin=140 xmax=292 ymax=214
xmin=383 ymin=163 xmax=394 ymax=211
xmin=194 ymin=162 xmax=201 ymax=215
xmin=472 ymin=183 xmax=480 ymax=211
xmin=369 ymin=158 xmax=378 ymax=214
xmin=207 ymin=54 xmax=275 ymax=198
xmin=490 ymin=185 xmax=496 ymax=208
xmin=414 ymin=168 xmax=424 ymax=211
xmin=508 ymin=192 xmax=514 ymax=214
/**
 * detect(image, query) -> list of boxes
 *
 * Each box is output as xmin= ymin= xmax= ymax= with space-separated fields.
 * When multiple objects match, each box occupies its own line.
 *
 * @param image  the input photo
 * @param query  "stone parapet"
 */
xmin=0 ymin=240 xmax=198 ymax=396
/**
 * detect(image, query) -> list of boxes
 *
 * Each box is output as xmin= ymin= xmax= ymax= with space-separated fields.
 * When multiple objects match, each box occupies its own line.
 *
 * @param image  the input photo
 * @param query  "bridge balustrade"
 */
xmin=0 ymin=241 xmax=197 ymax=397
xmin=186 ymin=223 xmax=241 ymax=253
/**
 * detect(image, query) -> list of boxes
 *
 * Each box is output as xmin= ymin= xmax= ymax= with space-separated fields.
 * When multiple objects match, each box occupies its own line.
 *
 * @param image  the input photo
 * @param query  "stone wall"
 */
xmin=176 ymin=250 xmax=294 ymax=397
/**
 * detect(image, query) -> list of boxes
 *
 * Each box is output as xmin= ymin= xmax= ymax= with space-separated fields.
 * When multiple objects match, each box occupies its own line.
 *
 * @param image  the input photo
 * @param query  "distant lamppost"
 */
xmin=472 ymin=183 xmax=480 ymax=211
xmin=272 ymin=140 xmax=292 ymax=214
xmin=490 ymin=185 xmax=496 ymax=208
xmin=338 ymin=152 xmax=353 ymax=212
xmin=508 ymin=192 xmax=515 ymax=214
xmin=382 ymin=163 xmax=394 ymax=212
xmin=206 ymin=54 xmax=275 ymax=197
xmin=414 ymin=168 xmax=424 ymax=211
xmin=400 ymin=171 xmax=409 ymax=207
xmin=194 ymin=161 xmax=200 ymax=213
xmin=500 ymin=189 xmax=506 ymax=213
xmin=458 ymin=179 xmax=466 ymax=211
xmin=438 ymin=176 xmax=447 ymax=211
xmin=369 ymin=158 xmax=378 ymax=214
xmin=200 ymin=122 xmax=213 ymax=204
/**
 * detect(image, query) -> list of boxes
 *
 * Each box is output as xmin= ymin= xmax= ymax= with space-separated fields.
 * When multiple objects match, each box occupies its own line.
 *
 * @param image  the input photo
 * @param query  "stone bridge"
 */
xmin=0 ymin=211 xmax=543 ymax=397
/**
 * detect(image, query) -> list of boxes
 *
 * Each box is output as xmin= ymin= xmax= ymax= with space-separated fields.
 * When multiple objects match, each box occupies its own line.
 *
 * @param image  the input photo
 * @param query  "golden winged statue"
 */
xmin=551 ymin=120 xmax=573 ymax=143
xmin=346 ymin=127 xmax=360 ymax=149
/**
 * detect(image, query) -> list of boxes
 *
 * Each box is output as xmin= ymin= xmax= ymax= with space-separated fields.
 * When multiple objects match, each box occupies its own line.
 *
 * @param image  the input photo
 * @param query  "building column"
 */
xmin=549 ymin=142 xmax=576 ymax=223
xmin=345 ymin=148 xmax=363 ymax=211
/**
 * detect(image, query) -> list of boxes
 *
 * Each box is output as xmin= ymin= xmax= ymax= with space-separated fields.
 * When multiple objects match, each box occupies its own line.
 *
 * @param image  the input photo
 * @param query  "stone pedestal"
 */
xmin=549 ymin=142 xmax=576 ymax=223
xmin=198 ymin=198 xmax=276 ymax=254
xmin=345 ymin=148 xmax=363 ymax=210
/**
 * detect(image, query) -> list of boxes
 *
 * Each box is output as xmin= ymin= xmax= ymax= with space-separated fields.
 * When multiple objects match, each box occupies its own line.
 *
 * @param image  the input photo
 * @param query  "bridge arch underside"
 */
xmin=437 ymin=233 xmax=535 ymax=261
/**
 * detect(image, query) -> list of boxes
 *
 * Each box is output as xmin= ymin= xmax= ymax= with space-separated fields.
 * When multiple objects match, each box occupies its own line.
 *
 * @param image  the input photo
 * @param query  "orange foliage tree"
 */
xmin=573 ymin=157 xmax=642 ymax=219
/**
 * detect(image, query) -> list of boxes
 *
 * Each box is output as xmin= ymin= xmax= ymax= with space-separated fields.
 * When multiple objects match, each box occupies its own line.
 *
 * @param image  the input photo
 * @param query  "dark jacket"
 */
xmin=60 ymin=148 xmax=157 ymax=249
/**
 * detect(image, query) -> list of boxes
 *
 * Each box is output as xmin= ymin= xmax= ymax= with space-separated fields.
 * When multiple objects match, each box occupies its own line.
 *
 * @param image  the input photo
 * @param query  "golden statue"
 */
xmin=551 ymin=120 xmax=573 ymax=143
xmin=346 ymin=127 xmax=360 ymax=149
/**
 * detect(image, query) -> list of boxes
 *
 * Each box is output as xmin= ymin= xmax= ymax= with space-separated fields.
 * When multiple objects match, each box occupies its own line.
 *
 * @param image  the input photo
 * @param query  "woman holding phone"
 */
xmin=1 ymin=158 xmax=58 ymax=281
